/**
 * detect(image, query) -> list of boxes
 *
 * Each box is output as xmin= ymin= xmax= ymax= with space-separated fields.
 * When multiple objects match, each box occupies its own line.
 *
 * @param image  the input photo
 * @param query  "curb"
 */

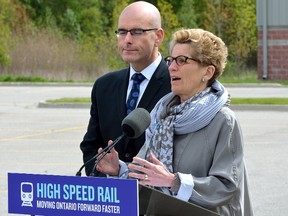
xmin=0 ymin=82 xmax=286 ymax=88
xmin=0 ymin=82 xmax=93 ymax=87
xmin=223 ymin=83 xmax=284 ymax=88
xmin=230 ymin=104 xmax=288 ymax=112
xmin=38 ymin=102 xmax=90 ymax=109
xmin=38 ymin=102 xmax=288 ymax=112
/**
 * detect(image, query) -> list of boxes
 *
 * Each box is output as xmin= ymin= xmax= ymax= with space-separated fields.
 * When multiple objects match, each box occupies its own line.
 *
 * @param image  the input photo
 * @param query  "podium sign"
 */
xmin=8 ymin=173 xmax=138 ymax=216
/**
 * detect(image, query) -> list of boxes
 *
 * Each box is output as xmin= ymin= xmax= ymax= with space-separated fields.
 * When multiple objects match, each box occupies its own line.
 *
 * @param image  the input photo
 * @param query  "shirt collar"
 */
xmin=129 ymin=54 xmax=162 ymax=81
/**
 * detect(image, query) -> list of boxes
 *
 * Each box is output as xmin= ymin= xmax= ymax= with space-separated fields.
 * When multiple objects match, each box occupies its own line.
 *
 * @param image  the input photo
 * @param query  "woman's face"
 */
xmin=168 ymin=43 xmax=210 ymax=102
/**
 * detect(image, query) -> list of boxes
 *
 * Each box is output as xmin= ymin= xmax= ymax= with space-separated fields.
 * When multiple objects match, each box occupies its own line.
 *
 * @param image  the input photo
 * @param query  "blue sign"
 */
xmin=8 ymin=173 xmax=138 ymax=215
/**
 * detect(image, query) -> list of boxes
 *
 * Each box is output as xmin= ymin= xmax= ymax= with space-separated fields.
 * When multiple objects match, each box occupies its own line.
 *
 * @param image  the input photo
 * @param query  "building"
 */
xmin=257 ymin=0 xmax=288 ymax=80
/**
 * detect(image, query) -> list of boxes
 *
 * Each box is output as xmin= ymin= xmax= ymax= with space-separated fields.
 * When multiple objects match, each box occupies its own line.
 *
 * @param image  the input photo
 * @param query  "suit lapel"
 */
xmin=138 ymin=60 xmax=167 ymax=110
xmin=116 ymin=68 xmax=130 ymax=121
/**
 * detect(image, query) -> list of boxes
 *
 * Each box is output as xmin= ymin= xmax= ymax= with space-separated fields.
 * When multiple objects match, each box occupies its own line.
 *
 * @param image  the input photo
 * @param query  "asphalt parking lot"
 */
xmin=0 ymin=84 xmax=287 ymax=216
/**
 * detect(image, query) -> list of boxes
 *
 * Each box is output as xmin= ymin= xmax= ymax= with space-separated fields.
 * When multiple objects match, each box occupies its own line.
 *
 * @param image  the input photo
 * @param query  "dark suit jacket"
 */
xmin=80 ymin=59 xmax=171 ymax=176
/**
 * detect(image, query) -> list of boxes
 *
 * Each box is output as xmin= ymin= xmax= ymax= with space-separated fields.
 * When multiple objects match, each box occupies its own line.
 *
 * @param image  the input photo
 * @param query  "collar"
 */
xmin=129 ymin=54 xmax=162 ymax=81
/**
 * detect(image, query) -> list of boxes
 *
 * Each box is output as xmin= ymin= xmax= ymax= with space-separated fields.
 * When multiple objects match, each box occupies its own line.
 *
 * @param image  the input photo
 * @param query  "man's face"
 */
xmin=116 ymin=11 xmax=159 ymax=71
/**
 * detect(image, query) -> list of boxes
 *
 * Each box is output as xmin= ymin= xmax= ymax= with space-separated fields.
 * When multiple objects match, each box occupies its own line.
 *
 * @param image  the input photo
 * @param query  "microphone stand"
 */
xmin=90 ymin=133 xmax=127 ymax=176
xmin=75 ymin=133 xmax=127 ymax=177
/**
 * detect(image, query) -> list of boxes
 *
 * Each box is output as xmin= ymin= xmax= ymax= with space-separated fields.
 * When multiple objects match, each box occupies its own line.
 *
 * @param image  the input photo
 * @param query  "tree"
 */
xmin=176 ymin=0 xmax=198 ymax=29
xmin=192 ymin=0 xmax=257 ymax=69
xmin=0 ymin=0 xmax=14 ymax=67
xmin=104 ymin=0 xmax=130 ymax=70
xmin=226 ymin=0 xmax=257 ymax=67
xmin=78 ymin=7 xmax=103 ymax=38
xmin=157 ymin=0 xmax=181 ymax=55
xmin=2 ymin=0 xmax=258 ymax=80
xmin=60 ymin=8 xmax=81 ymax=40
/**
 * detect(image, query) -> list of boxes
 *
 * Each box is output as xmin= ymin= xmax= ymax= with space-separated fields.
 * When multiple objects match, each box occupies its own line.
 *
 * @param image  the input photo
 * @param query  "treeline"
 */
xmin=0 ymin=0 xmax=257 ymax=81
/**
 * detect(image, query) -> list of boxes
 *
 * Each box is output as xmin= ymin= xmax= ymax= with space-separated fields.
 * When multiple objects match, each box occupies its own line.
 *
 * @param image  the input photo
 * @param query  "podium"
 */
xmin=139 ymin=185 xmax=219 ymax=216
xmin=8 ymin=173 xmax=219 ymax=216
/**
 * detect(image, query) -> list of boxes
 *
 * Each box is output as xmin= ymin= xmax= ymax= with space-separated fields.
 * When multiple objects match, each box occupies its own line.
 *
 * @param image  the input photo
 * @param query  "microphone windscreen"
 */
xmin=121 ymin=108 xmax=151 ymax=138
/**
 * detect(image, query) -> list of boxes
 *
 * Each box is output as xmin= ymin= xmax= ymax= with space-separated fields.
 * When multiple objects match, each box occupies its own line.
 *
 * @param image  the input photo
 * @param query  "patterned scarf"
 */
xmin=145 ymin=80 xmax=230 ymax=172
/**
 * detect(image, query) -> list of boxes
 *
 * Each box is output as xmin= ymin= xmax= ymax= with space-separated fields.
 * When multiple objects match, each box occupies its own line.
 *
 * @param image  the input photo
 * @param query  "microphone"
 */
xmin=75 ymin=108 xmax=151 ymax=176
xmin=121 ymin=107 xmax=151 ymax=138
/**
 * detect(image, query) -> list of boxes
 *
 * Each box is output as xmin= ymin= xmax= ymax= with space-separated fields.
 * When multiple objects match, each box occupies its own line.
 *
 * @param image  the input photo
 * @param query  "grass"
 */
xmin=0 ymin=76 xmax=47 ymax=82
xmin=1 ymin=69 xmax=288 ymax=106
xmin=220 ymin=73 xmax=288 ymax=85
xmin=0 ymin=75 xmax=79 ymax=83
xmin=46 ymin=97 xmax=288 ymax=105
xmin=1 ymin=70 xmax=288 ymax=85
xmin=46 ymin=97 xmax=90 ymax=103
xmin=231 ymin=98 xmax=288 ymax=105
xmin=219 ymin=71 xmax=259 ymax=83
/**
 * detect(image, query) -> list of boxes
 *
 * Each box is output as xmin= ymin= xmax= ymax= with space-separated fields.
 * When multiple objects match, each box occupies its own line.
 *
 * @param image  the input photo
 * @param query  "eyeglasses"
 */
xmin=164 ymin=55 xmax=201 ymax=66
xmin=115 ymin=28 xmax=158 ymax=37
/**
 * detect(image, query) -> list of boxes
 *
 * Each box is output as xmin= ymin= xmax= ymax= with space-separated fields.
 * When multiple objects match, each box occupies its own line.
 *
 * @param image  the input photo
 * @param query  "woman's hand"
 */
xmin=96 ymin=140 xmax=120 ymax=176
xmin=128 ymin=152 xmax=175 ymax=187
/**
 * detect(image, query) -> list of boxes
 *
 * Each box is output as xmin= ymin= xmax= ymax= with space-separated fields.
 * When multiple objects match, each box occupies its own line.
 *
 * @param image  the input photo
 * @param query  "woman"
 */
xmin=96 ymin=28 xmax=253 ymax=216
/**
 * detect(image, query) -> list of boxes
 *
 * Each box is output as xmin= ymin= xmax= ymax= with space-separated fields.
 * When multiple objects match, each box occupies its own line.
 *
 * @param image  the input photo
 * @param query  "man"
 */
xmin=80 ymin=1 xmax=171 ymax=176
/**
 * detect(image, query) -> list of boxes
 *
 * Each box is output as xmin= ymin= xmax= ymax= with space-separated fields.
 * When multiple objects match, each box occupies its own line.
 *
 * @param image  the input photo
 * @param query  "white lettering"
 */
xmin=102 ymin=205 xmax=121 ymax=214
xmin=77 ymin=203 xmax=101 ymax=212
xmin=36 ymin=200 xmax=55 ymax=209
xmin=63 ymin=184 xmax=95 ymax=201
xmin=56 ymin=201 xmax=77 ymax=210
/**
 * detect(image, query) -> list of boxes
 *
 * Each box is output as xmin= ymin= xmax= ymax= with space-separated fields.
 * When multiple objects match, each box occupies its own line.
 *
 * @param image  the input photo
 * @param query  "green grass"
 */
xmin=1 ymin=71 xmax=288 ymax=85
xmin=1 ymin=71 xmax=288 ymax=106
xmin=46 ymin=97 xmax=90 ymax=103
xmin=46 ymin=97 xmax=288 ymax=105
xmin=231 ymin=98 xmax=288 ymax=105
xmin=219 ymin=71 xmax=259 ymax=83
xmin=220 ymin=76 xmax=288 ymax=85
xmin=0 ymin=76 xmax=47 ymax=82
xmin=0 ymin=75 xmax=85 ymax=83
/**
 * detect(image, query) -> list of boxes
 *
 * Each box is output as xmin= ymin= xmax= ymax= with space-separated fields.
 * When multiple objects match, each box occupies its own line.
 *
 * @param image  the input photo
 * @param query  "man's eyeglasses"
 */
xmin=164 ymin=55 xmax=201 ymax=67
xmin=115 ymin=28 xmax=158 ymax=37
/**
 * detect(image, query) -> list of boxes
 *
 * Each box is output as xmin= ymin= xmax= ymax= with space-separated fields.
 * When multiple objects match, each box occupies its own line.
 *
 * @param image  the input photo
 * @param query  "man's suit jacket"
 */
xmin=80 ymin=59 xmax=171 ymax=175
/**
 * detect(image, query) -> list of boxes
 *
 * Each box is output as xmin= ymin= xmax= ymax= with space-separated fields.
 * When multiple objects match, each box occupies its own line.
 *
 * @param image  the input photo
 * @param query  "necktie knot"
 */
xmin=132 ymin=73 xmax=145 ymax=84
xmin=126 ymin=73 xmax=146 ymax=114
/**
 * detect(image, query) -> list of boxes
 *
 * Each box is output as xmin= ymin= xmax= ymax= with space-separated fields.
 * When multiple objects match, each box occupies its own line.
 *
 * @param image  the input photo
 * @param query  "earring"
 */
xmin=202 ymin=78 xmax=205 ymax=82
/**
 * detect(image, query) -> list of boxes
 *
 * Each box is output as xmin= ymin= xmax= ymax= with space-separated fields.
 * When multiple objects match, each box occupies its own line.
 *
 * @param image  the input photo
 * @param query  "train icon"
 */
xmin=21 ymin=182 xmax=33 ymax=207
